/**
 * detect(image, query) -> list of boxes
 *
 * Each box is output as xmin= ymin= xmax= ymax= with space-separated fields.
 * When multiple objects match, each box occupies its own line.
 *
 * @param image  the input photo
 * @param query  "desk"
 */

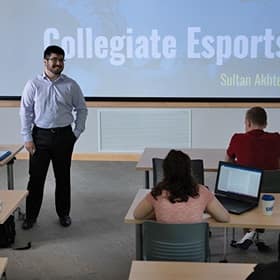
xmin=0 ymin=190 xmax=28 ymax=224
xmin=125 ymin=189 xmax=280 ymax=260
xmin=0 ymin=258 xmax=8 ymax=280
xmin=0 ymin=144 xmax=24 ymax=190
xmin=128 ymin=260 xmax=255 ymax=280
xmin=136 ymin=148 xmax=225 ymax=188
xmin=0 ymin=191 xmax=27 ymax=280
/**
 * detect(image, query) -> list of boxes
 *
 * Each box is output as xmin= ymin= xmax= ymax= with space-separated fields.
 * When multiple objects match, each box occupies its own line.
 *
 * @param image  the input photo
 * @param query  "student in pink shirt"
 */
xmin=134 ymin=150 xmax=229 ymax=223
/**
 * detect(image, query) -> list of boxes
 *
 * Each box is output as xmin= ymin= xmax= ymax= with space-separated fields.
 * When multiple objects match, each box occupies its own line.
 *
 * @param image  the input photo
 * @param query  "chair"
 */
xmin=261 ymin=170 xmax=280 ymax=193
xmin=152 ymin=158 xmax=164 ymax=187
xmin=191 ymin=159 xmax=205 ymax=185
xmin=260 ymin=170 xmax=280 ymax=259
xmin=152 ymin=158 xmax=205 ymax=187
xmin=231 ymin=170 xmax=280 ymax=250
xmin=142 ymin=220 xmax=210 ymax=262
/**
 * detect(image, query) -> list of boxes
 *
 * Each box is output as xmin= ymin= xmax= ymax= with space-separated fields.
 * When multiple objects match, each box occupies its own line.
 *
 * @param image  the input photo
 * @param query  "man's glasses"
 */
xmin=47 ymin=57 xmax=65 ymax=63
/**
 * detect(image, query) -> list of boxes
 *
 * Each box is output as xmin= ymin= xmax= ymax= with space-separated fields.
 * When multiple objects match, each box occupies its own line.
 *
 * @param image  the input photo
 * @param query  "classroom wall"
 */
xmin=1 ymin=106 xmax=279 ymax=157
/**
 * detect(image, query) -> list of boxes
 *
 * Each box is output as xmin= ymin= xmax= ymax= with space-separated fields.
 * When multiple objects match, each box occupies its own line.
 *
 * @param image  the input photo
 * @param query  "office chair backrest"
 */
xmin=143 ymin=221 xmax=209 ymax=262
xmin=260 ymin=170 xmax=280 ymax=261
xmin=152 ymin=158 xmax=205 ymax=187
xmin=191 ymin=159 xmax=205 ymax=185
xmin=261 ymin=170 xmax=280 ymax=193
xmin=152 ymin=158 xmax=164 ymax=187
xmin=260 ymin=170 xmax=280 ymax=262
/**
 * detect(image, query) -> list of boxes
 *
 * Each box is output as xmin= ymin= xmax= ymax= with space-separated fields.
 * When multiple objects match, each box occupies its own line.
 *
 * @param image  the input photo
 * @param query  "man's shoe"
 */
xmin=237 ymin=239 xmax=253 ymax=250
xmin=234 ymin=231 xmax=256 ymax=250
xmin=230 ymin=239 xmax=253 ymax=249
xmin=255 ymin=241 xmax=271 ymax=252
xmin=59 ymin=216 xmax=72 ymax=227
xmin=22 ymin=219 xmax=36 ymax=230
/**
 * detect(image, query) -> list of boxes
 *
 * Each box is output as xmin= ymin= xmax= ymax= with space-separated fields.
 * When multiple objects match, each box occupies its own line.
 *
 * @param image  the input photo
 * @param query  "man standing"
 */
xmin=226 ymin=106 xmax=280 ymax=251
xmin=20 ymin=45 xmax=88 ymax=230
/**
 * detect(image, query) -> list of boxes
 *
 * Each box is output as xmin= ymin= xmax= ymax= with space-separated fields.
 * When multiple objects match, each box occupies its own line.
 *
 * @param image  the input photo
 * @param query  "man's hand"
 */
xmin=25 ymin=141 xmax=36 ymax=155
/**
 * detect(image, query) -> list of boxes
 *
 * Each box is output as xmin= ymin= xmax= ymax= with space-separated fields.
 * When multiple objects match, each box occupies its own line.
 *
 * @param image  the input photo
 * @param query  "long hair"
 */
xmin=151 ymin=149 xmax=199 ymax=203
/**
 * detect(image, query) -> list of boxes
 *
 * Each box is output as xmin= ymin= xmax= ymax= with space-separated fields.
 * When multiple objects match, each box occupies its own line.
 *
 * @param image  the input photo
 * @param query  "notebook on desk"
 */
xmin=214 ymin=161 xmax=263 ymax=215
xmin=0 ymin=150 xmax=12 ymax=161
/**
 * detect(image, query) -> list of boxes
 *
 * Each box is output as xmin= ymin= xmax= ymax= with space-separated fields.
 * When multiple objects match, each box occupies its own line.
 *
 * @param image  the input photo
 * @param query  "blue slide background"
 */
xmin=0 ymin=0 xmax=279 ymax=100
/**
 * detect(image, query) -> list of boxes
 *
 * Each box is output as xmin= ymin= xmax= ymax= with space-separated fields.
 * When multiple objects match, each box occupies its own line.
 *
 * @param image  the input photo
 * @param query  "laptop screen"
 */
xmin=215 ymin=161 xmax=263 ymax=198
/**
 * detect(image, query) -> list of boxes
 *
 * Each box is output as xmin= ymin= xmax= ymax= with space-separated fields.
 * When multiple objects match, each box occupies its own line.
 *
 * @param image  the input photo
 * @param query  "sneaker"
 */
xmin=235 ymin=231 xmax=256 ymax=250
xmin=255 ymin=241 xmax=271 ymax=252
xmin=237 ymin=239 xmax=253 ymax=250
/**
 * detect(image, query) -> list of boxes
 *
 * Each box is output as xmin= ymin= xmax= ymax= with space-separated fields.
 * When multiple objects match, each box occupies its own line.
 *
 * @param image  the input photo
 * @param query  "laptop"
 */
xmin=214 ymin=161 xmax=263 ymax=215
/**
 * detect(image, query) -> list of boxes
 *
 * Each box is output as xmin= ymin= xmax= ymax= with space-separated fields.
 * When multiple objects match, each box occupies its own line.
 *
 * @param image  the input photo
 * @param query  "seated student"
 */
xmin=226 ymin=106 xmax=280 ymax=251
xmin=246 ymin=261 xmax=280 ymax=280
xmin=134 ymin=149 xmax=230 ymax=223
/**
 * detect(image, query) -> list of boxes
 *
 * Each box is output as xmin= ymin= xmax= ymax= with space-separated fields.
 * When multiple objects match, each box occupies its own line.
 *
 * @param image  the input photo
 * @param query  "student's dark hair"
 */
xmin=151 ymin=149 xmax=199 ymax=203
xmin=246 ymin=106 xmax=267 ymax=126
xmin=43 ymin=45 xmax=65 ymax=59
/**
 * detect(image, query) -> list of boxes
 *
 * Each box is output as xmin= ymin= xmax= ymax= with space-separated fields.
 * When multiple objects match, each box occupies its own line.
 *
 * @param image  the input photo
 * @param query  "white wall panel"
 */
xmin=2 ymin=107 xmax=280 ymax=154
xmin=97 ymin=109 xmax=191 ymax=152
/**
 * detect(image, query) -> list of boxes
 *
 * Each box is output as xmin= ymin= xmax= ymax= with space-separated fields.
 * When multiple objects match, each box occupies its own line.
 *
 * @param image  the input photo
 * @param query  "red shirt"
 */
xmin=227 ymin=129 xmax=280 ymax=170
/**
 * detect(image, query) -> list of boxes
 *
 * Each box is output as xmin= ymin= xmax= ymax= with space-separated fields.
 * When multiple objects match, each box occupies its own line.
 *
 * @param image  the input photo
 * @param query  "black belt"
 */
xmin=34 ymin=125 xmax=71 ymax=133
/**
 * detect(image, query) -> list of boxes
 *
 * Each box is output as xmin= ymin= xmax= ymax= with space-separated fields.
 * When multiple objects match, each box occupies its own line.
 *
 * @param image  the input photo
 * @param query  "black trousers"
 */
xmin=25 ymin=125 xmax=76 ymax=221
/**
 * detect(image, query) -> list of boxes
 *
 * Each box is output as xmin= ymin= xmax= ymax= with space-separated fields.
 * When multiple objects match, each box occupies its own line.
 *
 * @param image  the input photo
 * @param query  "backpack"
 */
xmin=0 ymin=215 xmax=16 ymax=248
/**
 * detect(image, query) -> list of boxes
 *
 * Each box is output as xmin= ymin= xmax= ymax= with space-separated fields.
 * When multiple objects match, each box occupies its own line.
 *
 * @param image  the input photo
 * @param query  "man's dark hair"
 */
xmin=246 ymin=106 xmax=267 ymax=126
xmin=43 ymin=45 xmax=65 ymax=59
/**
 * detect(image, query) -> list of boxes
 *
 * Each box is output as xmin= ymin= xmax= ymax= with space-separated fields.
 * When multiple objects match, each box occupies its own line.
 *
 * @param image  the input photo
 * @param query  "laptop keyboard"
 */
xmin=216 ymin=195 xmax=255 ymax=214
xmin=216 ymin=196 xmax=249 ymax=207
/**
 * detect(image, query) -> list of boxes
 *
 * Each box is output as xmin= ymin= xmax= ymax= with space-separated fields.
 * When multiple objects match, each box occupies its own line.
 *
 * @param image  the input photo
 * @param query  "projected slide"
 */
xmin=1 ymin=0 xmax=280 ymax=100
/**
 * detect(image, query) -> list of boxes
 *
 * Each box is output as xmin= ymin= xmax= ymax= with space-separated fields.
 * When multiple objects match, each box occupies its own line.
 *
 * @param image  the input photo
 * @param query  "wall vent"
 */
xmin=98 ymin=108 xmax=191 ymax=152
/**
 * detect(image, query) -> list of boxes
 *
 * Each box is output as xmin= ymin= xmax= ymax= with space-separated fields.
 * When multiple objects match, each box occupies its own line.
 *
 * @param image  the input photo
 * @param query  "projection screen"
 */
xmin=1 ymin=0 xmax=280 ymax=101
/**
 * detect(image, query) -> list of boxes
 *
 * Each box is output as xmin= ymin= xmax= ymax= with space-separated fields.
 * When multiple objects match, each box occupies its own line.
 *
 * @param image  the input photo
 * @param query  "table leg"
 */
xmin=220 ymin=228 xmax=228 ymax=263
xmin=1 ymin=271 xmax=7 ymax=280
xmin=278 ymin=233 xmax=280 ymax=260
xmin=0 ymin=271 xmax=7 ymax=280
xmin=6 ymin=158 xmax=15 ymax=190
xmin=145 ymin=170 xmax=150 ymax=189
xmin=232 ymin=228 xmax=236 ymax=241
xmin=136 ymin=224 xmax=143 ymax=260
xmin=7 ymin=158 xmax=25 ymax=220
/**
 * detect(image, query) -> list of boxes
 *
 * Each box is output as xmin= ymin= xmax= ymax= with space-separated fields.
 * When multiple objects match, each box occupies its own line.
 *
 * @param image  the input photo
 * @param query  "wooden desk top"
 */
xmin=0 ymin=190 xmax=28 ymax=224
xmin=128 ymin=261 xmax=255 ymax=280
xmin=0 ymin=144 xmax=24 ymax=166
xmin=125 ymin=189 xmax=148 ymax=224
xmin=136 ymin=147 xmax=225 ymax=172
xmin=0 ymin=258 xmax=8 ymax=276
xmin=125 ymin=189 xmax=280 ymax=229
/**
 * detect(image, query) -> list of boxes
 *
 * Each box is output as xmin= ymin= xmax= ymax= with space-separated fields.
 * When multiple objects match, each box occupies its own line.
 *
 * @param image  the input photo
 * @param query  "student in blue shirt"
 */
xmin=20 ymin=45 xmax=88 ymax=230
